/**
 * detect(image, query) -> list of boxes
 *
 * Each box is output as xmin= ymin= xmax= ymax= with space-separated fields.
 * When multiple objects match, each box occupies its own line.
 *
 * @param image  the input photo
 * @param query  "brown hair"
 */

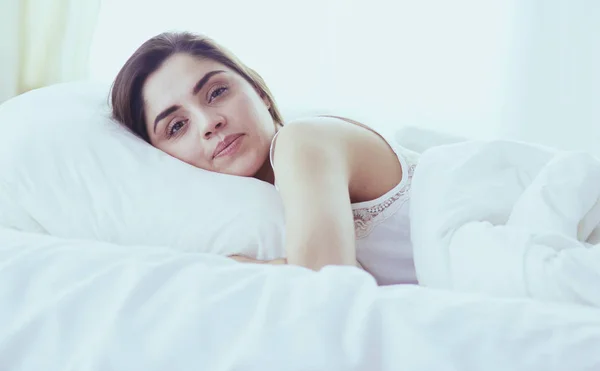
xmin=110 ymin=31 xmax=283 ymax=142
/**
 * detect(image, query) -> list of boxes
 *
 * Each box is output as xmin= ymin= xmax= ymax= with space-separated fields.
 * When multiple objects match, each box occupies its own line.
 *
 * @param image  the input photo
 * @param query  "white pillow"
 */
xmin=0 ymin=82 xmax=286 ymax=260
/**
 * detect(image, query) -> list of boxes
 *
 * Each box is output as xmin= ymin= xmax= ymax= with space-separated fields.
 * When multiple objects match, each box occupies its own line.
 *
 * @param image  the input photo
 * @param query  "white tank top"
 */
xmin=269 ymin=123 xmax=420 ymax=286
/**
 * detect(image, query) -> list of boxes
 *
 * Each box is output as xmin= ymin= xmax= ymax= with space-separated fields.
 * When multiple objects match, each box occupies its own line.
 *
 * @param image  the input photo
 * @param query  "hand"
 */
xmin=228 ymin=254 xmax=287 ymax=265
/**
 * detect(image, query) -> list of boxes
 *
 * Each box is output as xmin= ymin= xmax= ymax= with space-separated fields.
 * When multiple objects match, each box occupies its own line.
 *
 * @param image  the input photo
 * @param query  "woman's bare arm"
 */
xmin=228 ymin=255 xmax=287 ymax=265
xmin=271 ymin=119 xmax=359 ymax=271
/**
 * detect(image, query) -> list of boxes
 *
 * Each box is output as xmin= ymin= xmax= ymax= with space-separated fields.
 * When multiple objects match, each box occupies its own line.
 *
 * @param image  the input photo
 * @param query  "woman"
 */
xmin=110 ymin=31 xmax=419 ymax=285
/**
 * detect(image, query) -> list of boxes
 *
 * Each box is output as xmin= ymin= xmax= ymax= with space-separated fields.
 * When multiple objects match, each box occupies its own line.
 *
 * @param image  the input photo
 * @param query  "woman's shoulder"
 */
xmin=271 ymin=115 xmax=404 ymax=203
xmin=269 ymin=115 xmax=366 ymax=166
xmin=273 ymin=115 xmax=389 ymax=150
xmin=270 ymin=114 xmax=400 ymax=163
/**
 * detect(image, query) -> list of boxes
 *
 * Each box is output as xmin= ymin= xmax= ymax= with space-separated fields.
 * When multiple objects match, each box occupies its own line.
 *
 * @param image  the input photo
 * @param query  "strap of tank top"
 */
xmin=268 ymin=129 xmax=282 ymax=168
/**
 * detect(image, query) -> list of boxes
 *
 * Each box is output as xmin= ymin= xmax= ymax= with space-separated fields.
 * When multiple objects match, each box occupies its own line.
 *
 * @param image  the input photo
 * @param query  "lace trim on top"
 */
xmin=269 ymin=124 xmax=418 ymax=239
xmin=352 ymin=149 xmax=417 ymax=239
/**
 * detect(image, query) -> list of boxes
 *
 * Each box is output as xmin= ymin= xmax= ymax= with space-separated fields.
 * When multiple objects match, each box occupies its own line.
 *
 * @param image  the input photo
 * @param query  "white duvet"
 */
xmin=1 ymin=226 xmax=600 ymax=370
xmin=411 ymin=140 xmax=600 ymax=307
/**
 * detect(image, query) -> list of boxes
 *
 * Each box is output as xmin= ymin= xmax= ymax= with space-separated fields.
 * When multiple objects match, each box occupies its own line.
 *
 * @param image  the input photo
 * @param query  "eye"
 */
xmin=168 ymin=120 xmax=186 ymax=137
xmin=208 ymin=86 xmax=228 ymax=103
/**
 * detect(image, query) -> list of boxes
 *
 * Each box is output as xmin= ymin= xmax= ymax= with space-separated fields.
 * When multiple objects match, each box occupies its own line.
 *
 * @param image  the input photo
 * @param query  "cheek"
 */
xmin=232 ymin=92 xmax=266 ymax=120
xmin=163 ymin=134 xmax=207 ymax=166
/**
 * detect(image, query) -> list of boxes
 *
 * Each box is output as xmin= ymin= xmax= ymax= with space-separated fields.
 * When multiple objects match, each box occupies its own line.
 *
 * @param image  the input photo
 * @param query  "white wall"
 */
xmin=89 ymin=0 xmax=599 ymax=154
xmin=502 ymin=1 xmax=600 ymax=153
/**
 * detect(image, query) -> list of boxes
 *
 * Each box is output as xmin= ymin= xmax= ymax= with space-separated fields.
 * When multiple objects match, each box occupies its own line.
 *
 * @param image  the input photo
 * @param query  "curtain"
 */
xmin=89 ymin=0 xmax=599 ymax=154
xmin=0 ymin=0 xmax=101 ymax=103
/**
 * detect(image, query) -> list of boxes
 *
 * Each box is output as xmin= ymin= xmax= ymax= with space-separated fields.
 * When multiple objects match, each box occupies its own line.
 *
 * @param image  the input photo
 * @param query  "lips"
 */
xmin=213 ymin=134 xmax=244 ymax=158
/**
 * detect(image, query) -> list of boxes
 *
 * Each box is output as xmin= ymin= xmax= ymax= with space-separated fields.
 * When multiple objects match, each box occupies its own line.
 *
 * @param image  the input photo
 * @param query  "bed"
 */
xmin=0 ymin=83 xmax=599 ymax=370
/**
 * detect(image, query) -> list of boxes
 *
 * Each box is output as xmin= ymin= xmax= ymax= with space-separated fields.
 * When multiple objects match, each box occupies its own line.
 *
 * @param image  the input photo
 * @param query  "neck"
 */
xmin=254 ymin=156 xmax=275 ymax=185
xmin=253 ymin=122 xmax=282 ymax=185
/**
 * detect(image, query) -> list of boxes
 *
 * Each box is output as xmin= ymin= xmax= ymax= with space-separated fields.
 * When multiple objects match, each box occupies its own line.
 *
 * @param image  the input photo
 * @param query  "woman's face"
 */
xmin=142 ymin=53 xmax=276 ymax=177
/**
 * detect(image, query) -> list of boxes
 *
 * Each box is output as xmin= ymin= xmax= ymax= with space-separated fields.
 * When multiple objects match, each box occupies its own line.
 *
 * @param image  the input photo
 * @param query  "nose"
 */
xmin=202 ymin=121 xmax=225 ymax=139
xmin=193 ymin=110 xmax=226 ymax=139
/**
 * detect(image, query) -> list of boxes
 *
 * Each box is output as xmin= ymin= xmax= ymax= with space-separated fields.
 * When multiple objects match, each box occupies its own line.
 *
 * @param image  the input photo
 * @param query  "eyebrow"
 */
xmin=192 ymin=70 xmax=225 ymax=95
xmin=153 ymin=70 xmax=226 ymax=133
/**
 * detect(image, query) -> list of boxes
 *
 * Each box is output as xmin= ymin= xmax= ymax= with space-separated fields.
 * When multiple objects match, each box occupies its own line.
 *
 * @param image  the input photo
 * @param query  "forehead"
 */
xmin=142 ymin=53 xmax=232 ymax=115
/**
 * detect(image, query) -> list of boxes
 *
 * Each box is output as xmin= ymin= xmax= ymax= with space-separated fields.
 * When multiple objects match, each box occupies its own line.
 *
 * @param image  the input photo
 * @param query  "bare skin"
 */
xmin=229 ymin=255 xmax=287 ymax=265
xmin=142 ymin=53 xmax=402 ymax=271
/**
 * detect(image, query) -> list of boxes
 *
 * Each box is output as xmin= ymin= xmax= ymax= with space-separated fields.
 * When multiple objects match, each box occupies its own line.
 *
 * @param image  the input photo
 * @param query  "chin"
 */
xmin=219 ymin=151 xmax=267 ymax=178
xmin=224 ymin=162 xmax=261 ymax=178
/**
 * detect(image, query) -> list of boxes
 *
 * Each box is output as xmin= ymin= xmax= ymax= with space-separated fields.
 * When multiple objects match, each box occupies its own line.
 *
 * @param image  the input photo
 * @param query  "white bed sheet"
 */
xmin=1 ymin=227 xmax=599 ymax=371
